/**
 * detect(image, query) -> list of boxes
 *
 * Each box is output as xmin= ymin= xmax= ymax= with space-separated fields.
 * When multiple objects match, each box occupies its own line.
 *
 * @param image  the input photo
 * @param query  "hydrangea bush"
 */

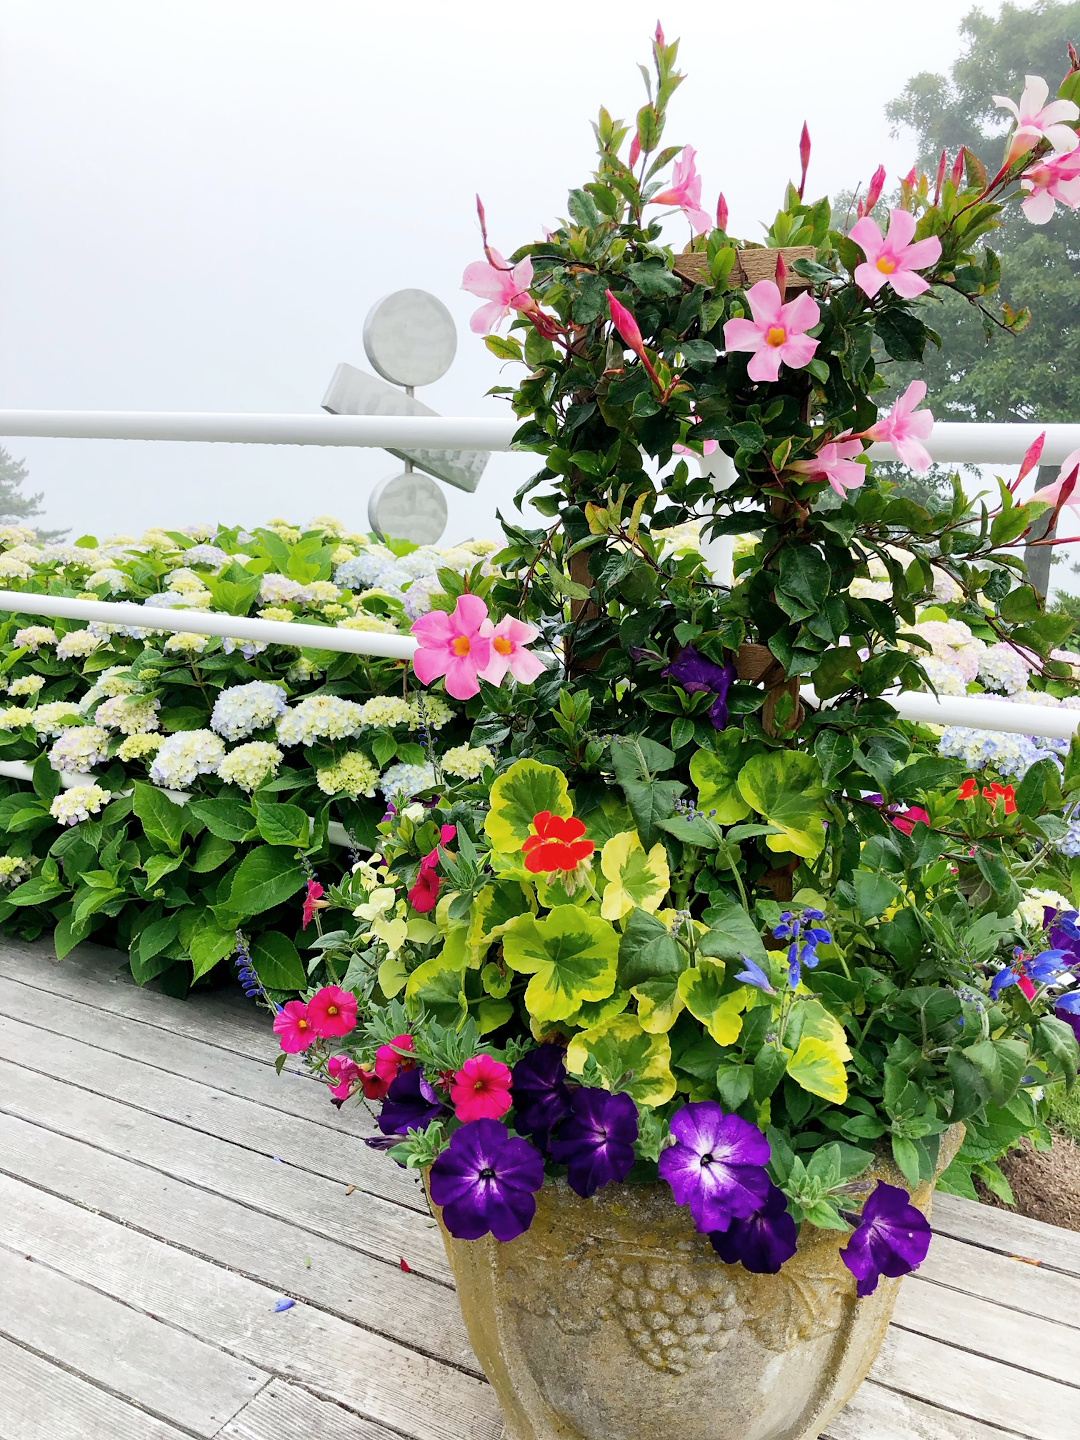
xmin=257 ymin=33 xmax=1080 ymax=1288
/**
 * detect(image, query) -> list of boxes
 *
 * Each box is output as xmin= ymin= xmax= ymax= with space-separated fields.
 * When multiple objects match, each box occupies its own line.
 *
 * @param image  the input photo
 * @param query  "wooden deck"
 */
xmin=0 ymin=939 xmax=1077 ymax=1440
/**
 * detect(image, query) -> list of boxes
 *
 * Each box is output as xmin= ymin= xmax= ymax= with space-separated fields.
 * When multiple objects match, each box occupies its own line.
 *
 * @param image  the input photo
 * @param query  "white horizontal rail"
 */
xmin=0 ymin=411 xmax=1078 ymax=466
xmin=804 ymin=685 xmax=1080 ymax=740
xmin=0 ymin=592 xmax=419 ymax=661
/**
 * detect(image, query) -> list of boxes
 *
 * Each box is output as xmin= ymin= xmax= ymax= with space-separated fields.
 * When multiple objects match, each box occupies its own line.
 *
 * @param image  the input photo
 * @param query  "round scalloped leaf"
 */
xmin=736 ymin=749 xmax=829 ymax=859
xmin=786 ymin=1035 xmax=849 ymax=1103
xmin=690 ymin=732 xmax=752 ymax=824
xmin=600 ymin=830 xmax=670 ymax=921
xmin=632 ymin=976 xmax=685 ymax=1033
xmin=566 ymin=1014 xmax=676 ymax=1106
xmin=484 ymin=758 xmax=572 ymax=855
xmin=501 ymin=905 xmax=619 ymax=1022
xmin=677 ymin=960 xmax=750 ymax=1044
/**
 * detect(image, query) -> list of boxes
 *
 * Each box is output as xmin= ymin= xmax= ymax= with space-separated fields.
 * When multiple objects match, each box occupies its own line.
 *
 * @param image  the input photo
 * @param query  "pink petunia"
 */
xmin=995 ymin=75 xmax=1080 ymax=163
xmin=790 ymin=433 xmax=867 ymax=497
xmin=479 ymin=616 xmax=545 ymax=686
xmin=849 ymin=209 xmax=942 ymax=299
xmin=374 ymin=1033 xmax=416 ymax=1086
xmin=891 ymin=805 xmax=930 ymax=836
xmin=864 ymin=380 xmax=935 ymax=474
xmin=308 ymin=985 xmax=358 ymax=1038
xmin=450 ymin=1053 xmax=513 ymax=1123
xmin=327 ymin=1056 xmax=362 ymax=1101
xmin=273 ymin=1000 xmax=317 ymax=1054
xmin=650 ymin=145 xmax=712 ymax=234
xmin=408 ymin=865 xmax=441 ymax=913
xmin=461 ymin=249 xmax=535 ymax=334
xmin=1021 ymin=149 xmax=1080 ymax=222
xmin=411 ymin=593 xmax=494 ymax=701
xmin=723 ymin=280 xmax=821 ymax=383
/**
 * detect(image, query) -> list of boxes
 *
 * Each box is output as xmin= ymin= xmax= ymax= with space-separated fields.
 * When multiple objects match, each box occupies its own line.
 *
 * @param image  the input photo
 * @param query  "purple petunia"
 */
xmin=662 ymin=647 xmax=737 ymax=730
xmin=376 ymin=1066 xmax=447 ymax=1136
xmin=429 ymin=1118 xmax=545 ymax=1241
xmin=548 ymin=1087 xmax=638 ymax=1197
xmin=1056 ymin=990 xmax=1080 ymax=1042
xmin=709 ymin=1180 xmax=799 ymax=1274
xmin=657 ymin=1101 xmax=771 ymax=1234
xmin=840 ymin=1181 xmax=932 ymax=1297
xmin=511 ymin=1045 xmax=572 ymax=1149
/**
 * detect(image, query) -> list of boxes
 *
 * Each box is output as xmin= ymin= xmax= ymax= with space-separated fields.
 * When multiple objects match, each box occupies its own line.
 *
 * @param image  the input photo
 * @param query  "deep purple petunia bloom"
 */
xmin=662 ymin=647 xmax=737 ymax=730
xmin=429 ymin=1118 xmax=545 ymax=1241
xmin=709 ymin=1180 xmax=799 ymax=1274
xmin=377 ymin=1066 xmax=446 ymax=1136
xmin=840 ymin=1181 xmax=932 ymax=1297
xmin=1047 ymin=908 xmax=1080 ymax=968
xmin=548 ymin=1087 xmax=639 ymax=1197
xmin=658 ymin=1101 xmax=771 ymax=1234
xmin=511 ymin=1045 xmax=572 ymax=1149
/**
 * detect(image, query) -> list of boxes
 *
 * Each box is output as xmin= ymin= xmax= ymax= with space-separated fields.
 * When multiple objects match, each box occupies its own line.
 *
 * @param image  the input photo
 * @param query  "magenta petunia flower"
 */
xmin=864 ymin=380 xmax=934 ymax=474
xmin=451 ymin=1054 xmax=514 ymax=1123
xmin=479 ymin=615 xmax=545 ymax=687
xmin=994 ymin=75 xmax=1080 ymax=163
xmin=840 ymin=1181 xmax=932 ymax=1297
xmin=649 ymin=145 xmax=712 ymax=234
xmin=461 ymin=249 xmax=535 ymax=334
xmin=411 ymin=593 xmax=494 ymax=701
xmin=273 ymin=999 xmax=317 ymax=1054
xmin=510 ymin=1046 xmax=572 ymax=1149
xmin=327 ymin=1055 xmax=361 ymax=1101
xmin=548 ymin=1088 xmax=638 ymax=1197
xmin=429 ymin=1118 xmax=545 ymax=1241
xmin=374 ymin=1033 xmax=416 ymax=1085
xmin=658 ymin=1101 xmax=771 ymax=1234
xmin=709 ymin=1180 xmax=798 ymax=1274
xmin=849 ymin=209 xmax=942 ymax=300
xmin=307 ymin=985 xmax=358 ymax=1038
xmin=789 ymin=433 xmax=867 ymax=498
xmin=723 ymin=281 xmax=821 ymax=383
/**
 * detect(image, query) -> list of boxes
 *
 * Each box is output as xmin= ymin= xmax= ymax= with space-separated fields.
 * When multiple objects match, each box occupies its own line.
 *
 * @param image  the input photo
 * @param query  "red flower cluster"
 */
xmin=273 ymin=984 xmax=358 ymax=1054
xmin=958 ymin=778 xmax=1017 ymax=814
xmin=522 ymin=811 xmax=595 ymax=874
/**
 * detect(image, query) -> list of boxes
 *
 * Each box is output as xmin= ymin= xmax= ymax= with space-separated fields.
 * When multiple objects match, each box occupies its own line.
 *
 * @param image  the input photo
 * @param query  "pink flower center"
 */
xmin=876 ymin=256 xmax=897 ymax=274
xmin=493 ymin=636 xmax=513 ymax=655
xmin=452 ymin=636 xmax=472 ymax=657
xmin=765 ymin=325 xmax=787 ymax=348
xmin=1029 ymin=165 xmax=1053 ymax=186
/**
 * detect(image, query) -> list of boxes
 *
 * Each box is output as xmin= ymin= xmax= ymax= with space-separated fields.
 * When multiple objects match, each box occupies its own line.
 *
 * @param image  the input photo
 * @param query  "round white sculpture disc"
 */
xmin=368 ymin=470 xmax=448 ymax=546
xmin=363 ymin=289 xmax=457 ymax=388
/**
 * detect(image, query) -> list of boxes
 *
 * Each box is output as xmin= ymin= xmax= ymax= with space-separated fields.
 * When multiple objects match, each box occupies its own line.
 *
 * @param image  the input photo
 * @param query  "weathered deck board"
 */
xmin=2 ymin=935 xmax=1078 ymax=1440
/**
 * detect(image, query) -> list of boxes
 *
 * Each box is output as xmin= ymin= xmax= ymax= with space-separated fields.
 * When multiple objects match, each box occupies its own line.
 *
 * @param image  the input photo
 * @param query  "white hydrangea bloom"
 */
xmin=86 ymin=569 xmax=130 ymax=593
xmin=51 ymin=784 xmax=111 ymax=826
xmin=379 ymin=761 xmax=437 ymax=802
xmin=285 ymin=656 xmax=324 ymax=684
xmin=333 ymin=548 xmax=410 ymax=593
xmin=117 ymin=732 xmax=164 ymax=762
xmin=0 ymin=555 xmax=33 ymax=581
xmin=49 ymin=725 xmax=111 ymax=773
xmin=13 ymin=626 xmax=57 ymax=651
xmin=316 ymin=751 xmax=380 ymax=797
xmin=164 ymin=632 xmax=209 ymax=654
xmin=305 ymin=581 xmax=340 ymax=605
xmin=94 ymin=667 xmax=140 ymax=698
xmin=150 ymin=730 xmax=226 ymax=788
xmin=41 ymin=543 xmax=99 ymax=567
xmin=259 ymin=574 xmax=312 ymax=604
xmin=258 ymin=606 xmax=295 ymax=623
xmin=1014 ymin=887 xmax=1073 ymax=930
xmin=0 ymin=706 xmax=31 ymax=730
xmin=31 ymin=701 xmax=81 ymax=736
xmin=918 ymin=657 xmax=969 ymax=696
xmin=358 ymin=695 xmax=416 ymax=729
xmin=7 ymin=675 xmax=45 ymax=697
xmin=180 ymin=522 xmax=216 ymax=540
xmin=307 ymin=514 xmax=347 ymax=536
xmin=56 ymin=630 xmax=103 ymax=661
xmin=931 ymin=570 xmax=963 ymax=603
xmin=276 ymin=695 xmax=366 ymax=746
xmin=182 ymin=544 xmax=230 ymax=569
xmin=331 ymin=544 xmax=357 ymax=564
xmin=264 ymin=520 xmax=301 ymax=542
xmin=0 ymin=524 xmax=37 ymax=546
xmin=4 ymin=543 xmax=43 ymax=565
xmin=210 ymin=681 xmax=288 ymax=740
xmin=903 ymin=619 xmax=985 ymax=684
xmin=222 ymin=636 xmax=269 ymax=659
xmin=938 ymin=727 xmax=1048 ymax=779
xmin=0 ymin=855 xmax=31 ymax=887
xmin=441 ymin=744 xmax=495 ymax=779
xmin=978 ymin=642 xmax=1033 ymax=695
xmin=96 ymin=694 xmax=161 ymax=734
xmin=402 ymin=574 xmax=445 ymax=620
xmin=418 ymin=695 xmax=454 ymax=730
xmin=218 ymin=741 xmax=283 ymax=791
xmin=165 ymin=567 xmax=214 ymax=594
xmin=145 ymin=588 xmax=213 ymax=610
xmin=140 ymin=528 xmax=176 ymax=550
xmin=849 ymin=578 xmax=893 ymax=602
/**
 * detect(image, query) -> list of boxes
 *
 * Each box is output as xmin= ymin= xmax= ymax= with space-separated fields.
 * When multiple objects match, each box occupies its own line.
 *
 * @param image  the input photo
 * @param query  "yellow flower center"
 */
xmin=876 ymin=256 xmax=897 ymax=274
xmin=452 ymin=635 xmax=472 ymax=656
xmin=765 ymin=325 xmax=787 ymax=347
xmin=493 ymin=636 xmax=513 ymax=655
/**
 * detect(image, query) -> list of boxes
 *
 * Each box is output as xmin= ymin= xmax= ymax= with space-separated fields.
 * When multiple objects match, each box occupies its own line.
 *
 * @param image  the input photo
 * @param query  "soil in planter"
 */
xmin=974 ymin=1133 xmax=1080 ymax=1233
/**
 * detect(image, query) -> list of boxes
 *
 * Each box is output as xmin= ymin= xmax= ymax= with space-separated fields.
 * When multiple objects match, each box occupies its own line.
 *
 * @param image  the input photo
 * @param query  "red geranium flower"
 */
xmin=522 ymin=811 xmax=595 ymax=874
xmin=958 ymin=778 xmax=979 ymax=801
xmin=983 ymin=782 xmax=1017 ymax=815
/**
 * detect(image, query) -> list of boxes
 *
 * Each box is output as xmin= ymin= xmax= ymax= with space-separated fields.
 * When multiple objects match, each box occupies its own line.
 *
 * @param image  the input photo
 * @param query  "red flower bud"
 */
xmin=716 ymin=192 xmax=729 ymax=232
xmin=798 ymin=122 xmax=811 ymax=199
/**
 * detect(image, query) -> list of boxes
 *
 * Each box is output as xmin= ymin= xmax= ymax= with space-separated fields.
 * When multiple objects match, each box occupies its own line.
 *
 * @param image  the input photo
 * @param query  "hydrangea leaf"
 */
xmin=690 ymin=731 xmax=753 ymax=824
xmin=786 ymin=1034 xmax=849 ymax=1104
xmin=484 ymin=758 xmax=572 ymax=855
xmin=600 ymin=831 xmax=670 ymax=921
xmin=736 ymin=750 xmax=829 ymax=859
xmin=632 ymin=976 xmax=685 ymax=1033
xmin=566 ymin=1014 xmax=676 ymax=1106
xmin=677 ymin=960 xmax=750 ymax=1044
xmin=502 ymin=906 xmax=619 ymax=1021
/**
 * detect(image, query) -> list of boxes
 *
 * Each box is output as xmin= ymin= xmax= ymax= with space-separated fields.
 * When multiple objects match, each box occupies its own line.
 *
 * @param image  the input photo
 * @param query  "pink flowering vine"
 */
xmin=722 ymin=280 xmax=820 ymax=383
xmin=849 ymin=209 xmax=942 ymax=299
xmin=790 ymin=435 xmax=867 ymax=497
xmin=995 ymin=75 xmax=1080 ymax=162
xmin=411 ymin=594 xmax=494 ymax=700
xmin=1021 ymin=149 xmax=1080 ymax=222
xmin=484 ymin=617 xmax=546 ymax=685
xmin=650 ymin=145 xmax=711 ymax=233
xmin=863 ymin=380 xmax=935 ymax=474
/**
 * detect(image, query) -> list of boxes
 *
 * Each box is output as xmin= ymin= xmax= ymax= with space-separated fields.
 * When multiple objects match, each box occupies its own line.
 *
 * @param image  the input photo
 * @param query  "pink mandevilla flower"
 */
xmin=411 ymin=593 xmax=494 ymax=700
xmin=461 ymin=249 xmax=535 ymax=334
xmin=1021 ymin=149 xmax=1080 ymax=222
xmin=451 ymin=1053 xmax=513 ymax=1123
xmin=790 ymin=434 xmax=866 ymax=497
xmin=307 ymin=984 xmax=358 ymax=1038
xmin=480 ymin=617 xmax=545 ymax=686
xmin=864 ymin=381 xmax=935 ymax=474
xmin=849 ymin=209 xmax=942 ymax=299
xmin=650 ymin=146 xmax=712 ymax=234
xmin=1027 ymin=447 xmax=1080 ymax=518
xmin=327 ymin=1056 xmax=362 ymax=1101
xmin=995 ymin=75 xmax=1080 ymax=162
xmin=723 ymin=280 xmax=820 ymax=383
xmin=273 ymin=1000 xmax=317 ymax=1054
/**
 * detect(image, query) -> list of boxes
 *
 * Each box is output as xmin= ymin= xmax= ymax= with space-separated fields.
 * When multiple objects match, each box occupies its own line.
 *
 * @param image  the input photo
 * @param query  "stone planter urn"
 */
xmin=431 ymin=1126 xmax=963 ymax=1440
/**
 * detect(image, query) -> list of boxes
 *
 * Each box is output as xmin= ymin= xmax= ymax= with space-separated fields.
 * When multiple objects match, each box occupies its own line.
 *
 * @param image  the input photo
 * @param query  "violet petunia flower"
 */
xmin=511 ymin=1046 xmax=573 ymax=1150
xmin=709 ymin=1180 xmax=799 ymax=1274
xmin=840 ymin=1181 xmax=932 ymax=1297
xmin=429 ymin=1118 xmax=545 ymax=1241
xmin=662 ymin=646 xmax=737 ymax=730
xmin=658 ymin=1101 xmax=771 ymax=1234
xmin=376 ymin=1066 xmax=447 ymax=1136
xmin=548 ymin=1087 xmax=639 ymax=1197
xmin=1056 ymin=991 xmax=1080 ymax=1042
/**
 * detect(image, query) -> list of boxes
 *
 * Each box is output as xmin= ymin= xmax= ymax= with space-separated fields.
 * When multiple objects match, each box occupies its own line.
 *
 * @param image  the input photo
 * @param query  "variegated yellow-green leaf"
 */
xmin=736 ymin=750 xmax=829 ymax=860
xmin=377 ymin=955 xmax=407 ymax=998
xmin=632 ymin=976 xmax=685 ymax=1033
xmin=796 ymin=1000 xmax=853 ymax=1061
xmin=600 ymin=830 xmax=670 ymax=921
xmin=467 ymin=882 xmax=533 ymax=964
xmin=404 ymin=952 xmax=467 ymax=1026
xmin=562 ymin=988 xmax=631 ymax=1030
xmin=566 ymin=1014 xmax=676 ymax=1106
xmin=690 ymin=732 xmax=753 ymax=824
xmin=677 ymin=960 xmax=749 ymax=1044
xmin=786 ymin=1035 xmax=849 ymax=1103
xmin=502 ymin=906 xmax=619 ymax=1022
xmin=485 ymin=758 xmax=572 ymax=855
xmin=474 ymin=997 xmax=514 ymax=1034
